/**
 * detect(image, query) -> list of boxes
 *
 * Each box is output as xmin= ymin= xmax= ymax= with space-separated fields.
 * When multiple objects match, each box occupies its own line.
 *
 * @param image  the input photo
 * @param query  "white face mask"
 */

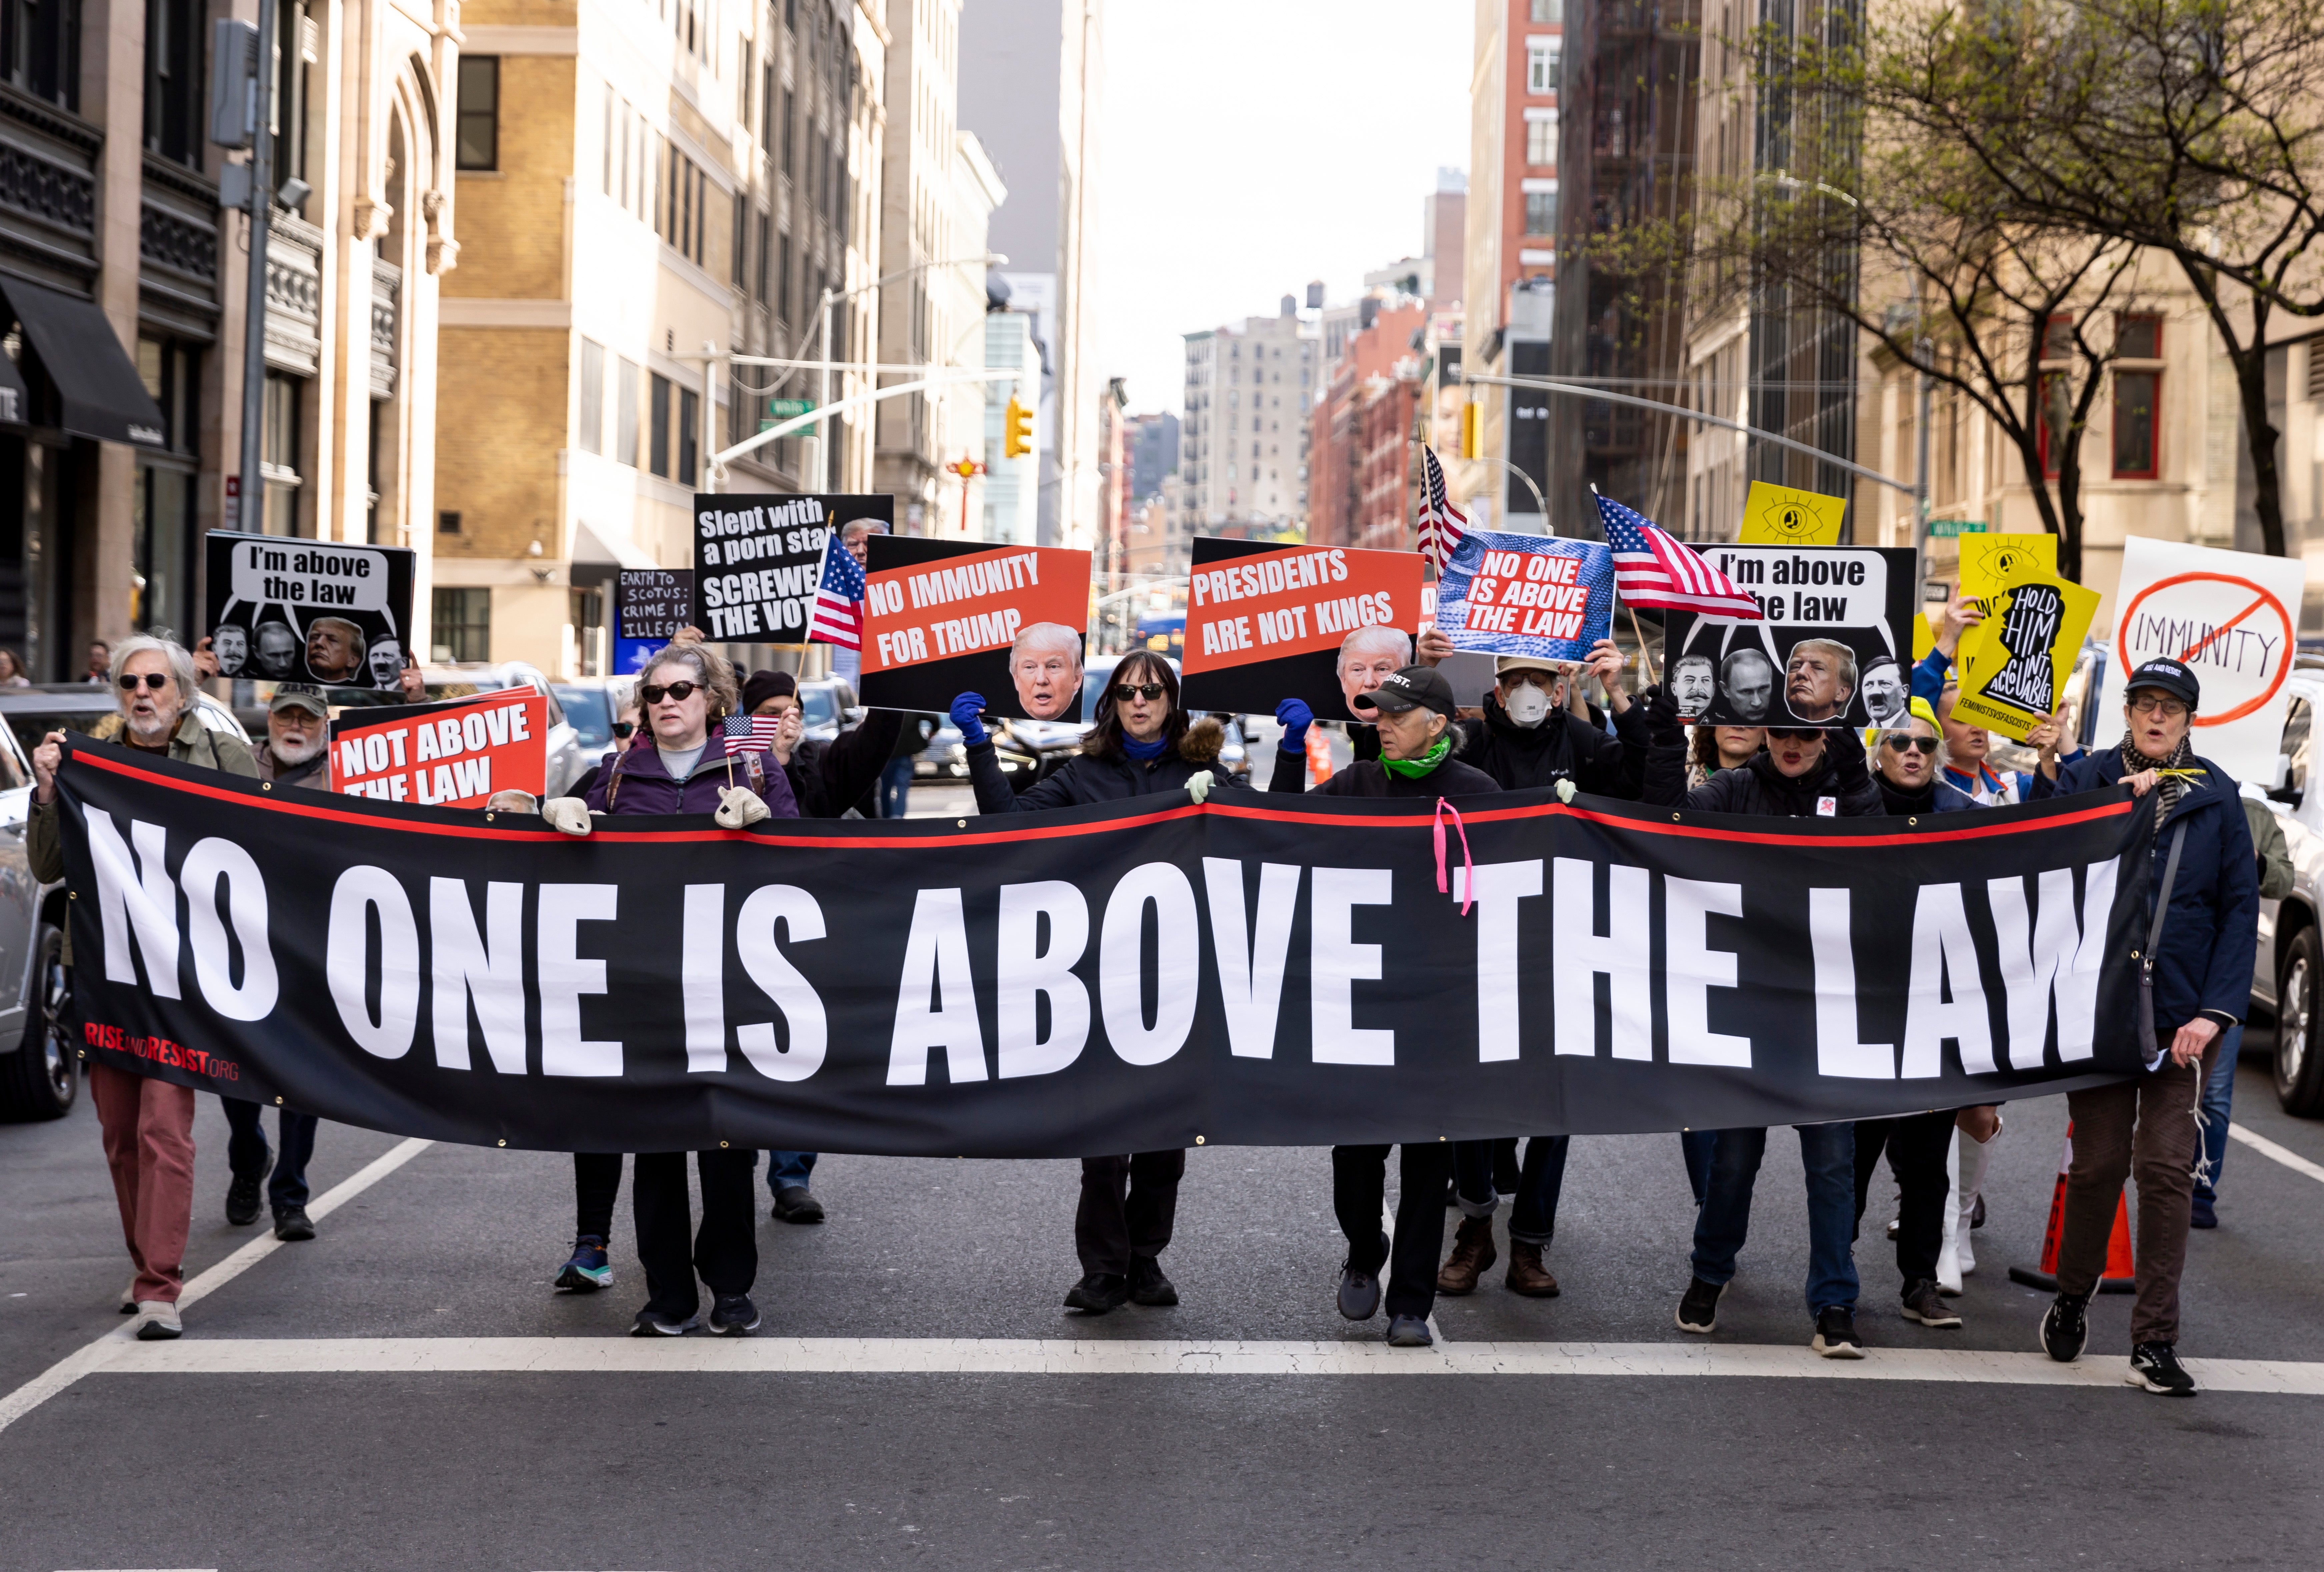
xmin=1503 ymin=683 xmax=1553 ymax=728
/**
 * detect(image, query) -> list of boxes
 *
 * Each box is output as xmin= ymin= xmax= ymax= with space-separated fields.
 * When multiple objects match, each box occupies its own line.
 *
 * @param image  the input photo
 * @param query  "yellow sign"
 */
xmin=1913 ymin=612 xmax=1934 ymax=664
xmin=1955 ymin=532 xmax=2063 ymax=670
xmin=1738 ymin=482 xmax=1847 ymax=546
xmin=1952 ymin=572 xmax=2102 ymax=741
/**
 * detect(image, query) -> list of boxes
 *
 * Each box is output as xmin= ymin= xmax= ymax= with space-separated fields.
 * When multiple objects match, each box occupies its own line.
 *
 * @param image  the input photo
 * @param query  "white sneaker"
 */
xmin=132 ymin=1300 xmax=182 ymax=1340
xmin=119 ymin=1278 xmax=137 ymax=1315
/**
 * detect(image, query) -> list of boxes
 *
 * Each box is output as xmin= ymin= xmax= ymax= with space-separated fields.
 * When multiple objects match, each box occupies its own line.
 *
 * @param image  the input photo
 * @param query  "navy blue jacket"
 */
xmin=2033 ymin=749 xmax=2259 ymax=1031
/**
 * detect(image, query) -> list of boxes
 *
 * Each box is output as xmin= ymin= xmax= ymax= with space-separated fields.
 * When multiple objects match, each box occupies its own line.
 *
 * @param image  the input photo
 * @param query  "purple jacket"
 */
xmin=583 ymin=733 xmax=800 ymax=819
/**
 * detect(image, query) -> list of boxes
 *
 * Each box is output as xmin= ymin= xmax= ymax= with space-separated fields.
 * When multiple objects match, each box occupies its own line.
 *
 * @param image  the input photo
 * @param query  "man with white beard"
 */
xmin=254 ymin=684 xmax=331 ymax=789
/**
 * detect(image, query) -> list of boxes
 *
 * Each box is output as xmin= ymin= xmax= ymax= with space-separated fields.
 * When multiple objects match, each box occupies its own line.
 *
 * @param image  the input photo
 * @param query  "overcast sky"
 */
xmin=1092 ymin=2 xmax=1474 ymax=419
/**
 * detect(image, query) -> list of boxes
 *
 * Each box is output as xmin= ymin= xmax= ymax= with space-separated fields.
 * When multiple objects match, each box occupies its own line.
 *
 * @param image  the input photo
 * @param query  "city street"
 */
xmin=2 ymin=1034 xmax=2320 ymax=1569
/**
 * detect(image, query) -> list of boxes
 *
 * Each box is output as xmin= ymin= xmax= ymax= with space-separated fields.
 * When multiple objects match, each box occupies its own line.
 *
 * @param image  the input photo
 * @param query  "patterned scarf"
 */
xmin=1380 ymin=734 xmax=1452 ymax=779
xmin=2120 ymin=729 xmax=2197 ymax=831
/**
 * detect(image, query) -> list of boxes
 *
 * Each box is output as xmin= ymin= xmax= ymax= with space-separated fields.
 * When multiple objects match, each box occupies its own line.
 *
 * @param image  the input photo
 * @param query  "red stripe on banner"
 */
xmin=66 ymin=748 xmax=2133 ymax=851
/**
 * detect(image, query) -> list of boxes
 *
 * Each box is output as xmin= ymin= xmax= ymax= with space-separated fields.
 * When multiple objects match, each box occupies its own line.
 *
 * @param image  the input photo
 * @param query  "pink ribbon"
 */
xmin=1434 ymin=797 xmax=1475 ymax=916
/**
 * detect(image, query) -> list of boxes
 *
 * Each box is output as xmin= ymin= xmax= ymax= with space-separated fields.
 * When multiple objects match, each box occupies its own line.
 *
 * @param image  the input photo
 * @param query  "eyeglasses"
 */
xmin=1765 ymin=727 xmax=1825 ymax=742
xmin=640 ymin=681 xmax=701 ymax=705
xmin=1112 ymin=682 xmax=1167 ymax=702
xmin=611 ymin=720 xmax=636 ymax=738
xmin=2130 ymin=693 xmax=2189 ymax=718
xmin=1883 ymin=735 xmax=1939 ymax=754
xmin=117 ymin=673 xmax=171 ymax=692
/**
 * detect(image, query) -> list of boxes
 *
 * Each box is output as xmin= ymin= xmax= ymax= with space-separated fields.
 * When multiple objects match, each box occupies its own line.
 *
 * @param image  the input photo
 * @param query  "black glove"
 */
xmin=1825 ymin=723 xmax=1871 ymax=791
xmin=1640 ymin=682 xmax=1681 ymax=738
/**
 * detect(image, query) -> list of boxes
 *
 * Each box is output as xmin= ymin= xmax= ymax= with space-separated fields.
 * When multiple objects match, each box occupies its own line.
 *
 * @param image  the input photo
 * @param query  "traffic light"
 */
xmin=1003 ymin=397 xmax=1032 ymax=459
xmin=1460 ymin=401 xmax=1482 ymax=460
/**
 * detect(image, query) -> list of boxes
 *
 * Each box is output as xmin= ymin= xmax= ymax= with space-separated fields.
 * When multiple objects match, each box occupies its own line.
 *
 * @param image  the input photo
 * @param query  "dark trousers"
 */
xmin=1681 ymin=1129 xmax=1718 ymax=1207
xmin=632 ymin=1149 xmax=758 ymax=1321
xmin=1332 ymin=1143 xmax=1452 ymax=1319
xmin=573 ymin=1151 xmax=623 ymax=1240
xmin=221 ymin=1098 xmax=318 ymax=1213
xmin=1451 ymin=1135 xmax=1570 ymax=1245
xmin=1074 ymin=1151 xmax=1186 ymax=1275
xmin=1850 ymin=1110 xmax=1955 ymax=1288
xmin=1691 ymin=1124 xmax=1860 ymax=1317
xmin=2059 ymin=1035 xmax=2216 ymax=1345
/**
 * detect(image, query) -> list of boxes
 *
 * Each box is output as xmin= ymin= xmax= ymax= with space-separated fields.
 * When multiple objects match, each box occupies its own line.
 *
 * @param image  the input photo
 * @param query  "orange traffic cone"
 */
xmin=1306 ymin=722 xmax=1332 ymax=786
xmin=2008 ymin=1122 xmax=2136 ymax=1294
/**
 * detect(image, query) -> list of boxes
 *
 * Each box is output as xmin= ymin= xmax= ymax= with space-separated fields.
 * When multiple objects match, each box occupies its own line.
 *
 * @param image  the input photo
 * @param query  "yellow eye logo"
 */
xmin=1760 ymin=498 xmax=1821 ymax=541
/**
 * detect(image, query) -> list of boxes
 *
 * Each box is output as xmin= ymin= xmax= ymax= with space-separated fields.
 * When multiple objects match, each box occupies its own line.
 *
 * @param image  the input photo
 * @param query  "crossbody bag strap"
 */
xmin=2148 ymin=820 xmax=2189 ymax=956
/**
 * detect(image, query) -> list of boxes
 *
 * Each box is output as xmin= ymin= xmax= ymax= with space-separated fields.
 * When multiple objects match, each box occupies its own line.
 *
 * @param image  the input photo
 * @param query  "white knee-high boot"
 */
xmin=1954 ymin=1116 xmax=2002 ymax=1278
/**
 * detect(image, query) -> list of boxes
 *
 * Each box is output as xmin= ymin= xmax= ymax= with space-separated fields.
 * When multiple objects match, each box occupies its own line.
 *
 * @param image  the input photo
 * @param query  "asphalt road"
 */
xmin=3 ymin=1014 xmax=2322 ymax=1570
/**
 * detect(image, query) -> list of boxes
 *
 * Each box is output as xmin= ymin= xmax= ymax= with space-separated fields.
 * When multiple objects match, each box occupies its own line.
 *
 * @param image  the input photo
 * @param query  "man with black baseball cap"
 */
xmin=2027 ymin=653 xmax=2257 ymax=1395
xmin=1267 ymin=666 xmax=1499 ymax=802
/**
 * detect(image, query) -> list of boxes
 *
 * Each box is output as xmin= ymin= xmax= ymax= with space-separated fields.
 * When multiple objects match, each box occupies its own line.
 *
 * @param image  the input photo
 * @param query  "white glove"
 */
xmin=541 ymin=797 xmax=594 ymax=837
xmin=1186 ymin=769 xmax=1215 ymax=804
xmin=1554 ymin=779 xmax=1577 ymax=804
xmin=716 ymin=786 xmax=771 ymax=829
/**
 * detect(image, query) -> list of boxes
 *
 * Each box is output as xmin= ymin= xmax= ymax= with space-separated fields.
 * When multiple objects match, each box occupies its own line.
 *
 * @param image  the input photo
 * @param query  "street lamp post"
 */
xmin=816 ymin=251 xmax=1006 ymax=490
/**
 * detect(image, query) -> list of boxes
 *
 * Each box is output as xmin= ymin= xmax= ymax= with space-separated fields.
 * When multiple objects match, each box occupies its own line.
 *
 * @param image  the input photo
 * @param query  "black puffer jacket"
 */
xmin=1644 ymin=705 xmax=1883 ymax=818
xmin=1265 ymin=726 xmax=1502 ymax=800
xmin=1456 ymin=695 xmax=1647 ymax=797
xmin=787 ymin=708 xmax=905 ymax=818
xmin=969 ymin=718 xmax=1244 ymax=812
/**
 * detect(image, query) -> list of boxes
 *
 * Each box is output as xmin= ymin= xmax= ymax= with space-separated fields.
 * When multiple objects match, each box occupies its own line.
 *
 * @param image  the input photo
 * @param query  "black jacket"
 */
xmin=969 ymin=722 xmax=1244 ymax=813
xmin=1645 ymin=724 xmax=1884 ymax=817
xmin=1455 ymin=695 xmax=1647 ymax=797
xmin=1876 ymin=774 xmax=1980 ymax=816
xmin=787 ymin=708 xmax=905 ymax=819
xmin=1265 ymin=735 xmax=1502 ymax=799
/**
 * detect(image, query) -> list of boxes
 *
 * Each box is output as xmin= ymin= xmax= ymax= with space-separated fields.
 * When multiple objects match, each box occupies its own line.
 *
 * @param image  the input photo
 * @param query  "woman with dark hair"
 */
xmin=1687 ymin=723 xmax=1764 ymax=792
xmin=951 ymin=651 xmax=1243 ymax=1316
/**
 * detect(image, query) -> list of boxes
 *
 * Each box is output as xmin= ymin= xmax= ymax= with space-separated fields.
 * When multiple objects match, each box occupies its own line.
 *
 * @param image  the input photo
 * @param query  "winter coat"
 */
xmin=582 ymin=731 xmax=800 ymax=819
xmin=1454 ymin=694 xmax=1649 ymax=798
xmin=1644 ymin=724 xmax=1885 ymax=818
xmin=970 ymin=718 xmax=1244 ymax=812
xmin=1265 ymin=727 xmax=1502 ymax=800
xmin=2032 ymin=747 xmax=2258 ymax=1031
xmin=256 ymin=745 xmax=328 ymax=791
xmin=786 ymin=708 xmax=904 ymax=819
xmin=1876 ymin=774 xmax=1980 ymax=816
xmin=2246 ymin=794 xmax=2295 ymax=901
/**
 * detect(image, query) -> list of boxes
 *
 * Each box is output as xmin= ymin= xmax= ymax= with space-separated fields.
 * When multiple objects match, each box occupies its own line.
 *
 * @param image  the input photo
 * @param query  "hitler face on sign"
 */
xmin=1859 ymin=657 xmax=1908 ymax=728
xmin=368 ymin=637 xmax=405 ymax=689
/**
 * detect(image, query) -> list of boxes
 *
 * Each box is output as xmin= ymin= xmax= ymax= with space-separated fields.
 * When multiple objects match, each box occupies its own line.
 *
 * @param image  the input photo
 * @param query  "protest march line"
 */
xmin=0 ymin=1137 xmax=431 ymax=1437
xmin=61 ymin=1336 xmax=2324 ymax=1395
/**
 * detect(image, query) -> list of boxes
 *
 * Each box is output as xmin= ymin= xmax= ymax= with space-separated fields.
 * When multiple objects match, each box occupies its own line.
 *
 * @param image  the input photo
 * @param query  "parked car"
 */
xmin=0 ymin=701 xmax=78 ymax=1119
xmin=552 ymin=677 xmax=637 ymax=770
xmin=2235 ymin=653 xmax=2324 ymax=1116
xmin=421 ymin=663 xmax=588 ymax=796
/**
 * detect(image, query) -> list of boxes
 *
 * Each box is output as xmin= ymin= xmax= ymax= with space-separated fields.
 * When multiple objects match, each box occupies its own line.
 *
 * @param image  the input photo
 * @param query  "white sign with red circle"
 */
xmin=2101 ymin=535 xmax=2309 ymax=782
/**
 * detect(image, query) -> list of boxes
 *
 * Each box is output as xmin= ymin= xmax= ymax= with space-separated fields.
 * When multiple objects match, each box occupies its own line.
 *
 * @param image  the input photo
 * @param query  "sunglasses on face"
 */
xmin=117 ymin=673 xmax=171 ymax=692
xmin=1883 ymin=735 xmax=1939 ymax=754
xmin=612 ymin=720 xmax=636 ymax=738
xmin=1765 ymin=727 xmax=1824 ymax=742
xmin=640 ymin=681 xmax=701 ymax=705
xmin=1113 ymin=682 xmax=1167 ymax=702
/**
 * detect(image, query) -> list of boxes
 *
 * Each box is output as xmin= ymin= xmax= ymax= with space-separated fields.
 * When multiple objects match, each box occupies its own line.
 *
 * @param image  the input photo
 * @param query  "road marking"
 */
xmin=0 ymin=1138 xmax=431 ymax=1437
xmin=46 ymin=1335 xmax=2324 ymax=1395
xmin=2228 ymin=1122 xmax=2324 ymax=1184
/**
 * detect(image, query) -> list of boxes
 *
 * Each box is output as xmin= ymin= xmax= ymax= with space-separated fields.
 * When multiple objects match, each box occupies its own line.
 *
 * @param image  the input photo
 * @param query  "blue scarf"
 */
xmin=1123 ymin=733 xmax=1170 ymax=761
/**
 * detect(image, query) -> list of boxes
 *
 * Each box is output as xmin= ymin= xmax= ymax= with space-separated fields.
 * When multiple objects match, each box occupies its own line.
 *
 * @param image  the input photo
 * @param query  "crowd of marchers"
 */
xmin=26 ymin=575 xmax=2274 ymax=1400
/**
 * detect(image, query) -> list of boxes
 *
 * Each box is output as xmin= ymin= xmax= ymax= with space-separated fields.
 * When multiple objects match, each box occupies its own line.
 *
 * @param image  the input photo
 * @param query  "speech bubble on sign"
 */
xmin=227 ymin=537 xmax=391 ymax=614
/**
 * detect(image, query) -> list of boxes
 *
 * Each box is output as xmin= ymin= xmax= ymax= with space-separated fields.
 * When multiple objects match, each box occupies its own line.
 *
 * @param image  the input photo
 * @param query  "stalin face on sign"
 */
xmin=1010 ymin=623 xmax=1083 ymax=720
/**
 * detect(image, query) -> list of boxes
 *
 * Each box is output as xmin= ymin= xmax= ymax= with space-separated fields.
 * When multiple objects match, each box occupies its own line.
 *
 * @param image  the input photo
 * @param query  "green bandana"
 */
xmin=1380 ymin=734 xmax=1451 ymax=779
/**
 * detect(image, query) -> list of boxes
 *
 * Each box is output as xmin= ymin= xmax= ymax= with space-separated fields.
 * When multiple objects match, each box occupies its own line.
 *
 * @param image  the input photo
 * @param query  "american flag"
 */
xmin=1416 ymin=445 xmax=1468 ymax=571
xmin=722 ymin=715 xmax=784 ymax=754
xmin=807 ymin=532 xmax=866 ymax=650
xmin=1596 ymin=494 xmax=1766 ymax=620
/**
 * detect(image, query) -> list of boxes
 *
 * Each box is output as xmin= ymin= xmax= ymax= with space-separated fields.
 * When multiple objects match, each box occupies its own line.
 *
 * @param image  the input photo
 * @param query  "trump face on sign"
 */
xmin=1010 ymin=622 xmax=1084 ymax=720
xmin=1337 ymin=626 xmax=1412 ymax=718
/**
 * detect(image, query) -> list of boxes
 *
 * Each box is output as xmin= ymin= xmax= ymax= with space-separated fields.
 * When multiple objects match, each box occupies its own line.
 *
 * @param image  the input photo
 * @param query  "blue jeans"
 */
xmin=1451 ymin=1136 xmax=1570 ymax=1245
xmin=1690 ymin=1123 xmax=1860 ymax=1317
xmin=766 ymin=1150 xmax=818 ymax=1193
xmin=1680 ymin=1129 xmax=1718 ymax=1206
xmin=877 ymin=756 xmax=913 ymax=819
xmin=2195 ymin=1023 xmax=2242 ymax=1200
xmin=222 ymin=1098 xmax=318 ymax=1213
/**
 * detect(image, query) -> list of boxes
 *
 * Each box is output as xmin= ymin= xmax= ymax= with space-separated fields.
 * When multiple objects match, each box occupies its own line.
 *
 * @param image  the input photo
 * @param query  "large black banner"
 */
xmin=57 ymin=741 xmax=2149 ymax=1156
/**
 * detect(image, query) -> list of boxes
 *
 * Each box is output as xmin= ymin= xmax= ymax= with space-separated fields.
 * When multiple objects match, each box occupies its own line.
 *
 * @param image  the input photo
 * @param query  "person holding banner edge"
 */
xmin=2027 ymin=656 xmax=2257 ymax=1396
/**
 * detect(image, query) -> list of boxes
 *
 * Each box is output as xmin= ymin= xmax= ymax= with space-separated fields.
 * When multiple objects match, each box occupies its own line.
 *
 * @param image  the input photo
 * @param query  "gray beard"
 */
xmin=273 ymin=735 xmax=324 ymax=767
xmin=125 ymin=709 xmax=177 ymax=745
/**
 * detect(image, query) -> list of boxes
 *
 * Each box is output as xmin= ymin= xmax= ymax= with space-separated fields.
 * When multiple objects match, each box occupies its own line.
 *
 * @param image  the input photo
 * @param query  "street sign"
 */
xmin=767 ymin=398 xmax=816 ymax=418
xmin=1926 ymin=518 xmax=1986 ymax=537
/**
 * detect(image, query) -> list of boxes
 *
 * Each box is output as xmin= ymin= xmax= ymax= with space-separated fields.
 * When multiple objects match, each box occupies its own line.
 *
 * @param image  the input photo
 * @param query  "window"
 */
xmin=1524 ymin=190 xmax=1558 ymax=235
xmin=144 ymin=0 xmax=204 ymax=166
xmin=438 ymin=510 xmax=461 ymax=535
xmin=782 ymin=89 xmax=795 ymax=173
xmin=2283 ymin=697 xmax=2312 ymax=802
xmin=456 ymin=55 xmax=499 ymax=169
xmin=760 ymin=57 xmax=775 ymax=153
xmin=578 ymin=338 xmax=605 ymax=454
xmin=1530 ymin=0 xmax=1561 ymax=18
xmin=432 ymin=588 xmax=491 ymax=663
xmin=2118 ymin=313 xmax=2161 ymax=359
xmin=2040 ymin=312 xmax=2075 ymax=363
xmin=616 ymin=357 xmax=640 ymax=466
xmin=260 ymin=371 xmax=305 ymax=536
xmin=1526 ymin=115 xmax=1557 ymax=166
xmin=2 ymin=0 xmax=82 ymax=108
xmin=650 ymin=372 xmax=672 ymax=476
xmin=756 ymin=211 xmax=772 ymax=302
xmin=778 ymin=233 xmax=792 ymax=323
xmin=679 ymin=387 xmax=700 ymax=483
xmin=1527 ymin=41 xmax=1559 ymax=94
xmin=2113 ymin=370 xmax=2160 ymax=478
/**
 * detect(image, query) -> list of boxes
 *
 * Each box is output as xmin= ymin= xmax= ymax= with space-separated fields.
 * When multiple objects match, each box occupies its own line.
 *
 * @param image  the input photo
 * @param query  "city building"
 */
xmin=1095 ymin=373 xmax=1127 ymax=584
xmin=433 ymin=0 xmax=886 ymax=675
xmin=981 ymin=296 xmax=1038 ymax=542
xmin=958 ymin=0 xmax=1103 ymax=551
xmin=0 ymin=0 xmax=452 ymax=676
xmin=1308 ymin=299 xmax=1428 ymax=550
xmin=1180 ymin=299 xmax=1318 ymax=536
xmin=873 ymin=0 xmax=1005 ymax=534
xmin=1125 ymin=410 xmax=1177 ymax=499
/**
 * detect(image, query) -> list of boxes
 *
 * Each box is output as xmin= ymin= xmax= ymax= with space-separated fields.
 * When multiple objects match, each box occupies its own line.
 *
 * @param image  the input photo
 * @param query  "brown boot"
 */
xmin=1505 ymin=1240 xmax=1560 ymax=1298
xmin=1436 ymin=1214 xmax=1497 ymax=1295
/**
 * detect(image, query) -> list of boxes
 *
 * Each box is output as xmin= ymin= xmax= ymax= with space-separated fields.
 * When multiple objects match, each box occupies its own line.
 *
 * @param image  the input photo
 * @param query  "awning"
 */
xmin=0 ymin=348 xmax=25 ymax=428
xmin=571 ymin=519 xmax=659 ymax=570
xmin=0 ymin=275 xmax=167 ymax=447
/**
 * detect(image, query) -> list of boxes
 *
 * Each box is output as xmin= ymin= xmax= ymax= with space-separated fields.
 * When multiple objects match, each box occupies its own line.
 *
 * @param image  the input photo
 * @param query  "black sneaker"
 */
xmin=1128 ymin=1256 xmax=1178 ymax=1307
xmin=1338 ymin=1233 xmax=1387 ymax=1321
xmin=2189 ymin=1193 xmax=2218 ymax=1230
xmin=1384 ymin=1314 xmax=1433 ymax=1347
xmin=629 ymin=1308 xmax=699 ymax=1336
xmin=1900 ymin=1278 xmax=1962 ymax=1328
xmin=771 ymin=1185 xmax=825 ymax=1225
xmin=1063 ymin=1272 xmax=1129 ymax=1314
xmin=1675 ymin=1276 xmax=1722 ymax=1335
xmin=2128 ymin=1342 xmax=2197 ymax=1396
xmin=272 ymin=1206 xmax=315 ymax=1243
xmin=2040 ymin=1292 xmax=2090 ymax=1363
xmin=1812 ymin=1305 xmax=1864 ymax=1358
xmin=708 ymin=1293 xmax=761 ymax=1336
xmin=225 ymin=1170 xmax=264 ymax=1227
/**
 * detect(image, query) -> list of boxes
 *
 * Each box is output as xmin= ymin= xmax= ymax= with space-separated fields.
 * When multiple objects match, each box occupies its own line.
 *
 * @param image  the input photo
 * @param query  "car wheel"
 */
xmin=2274 ymin=927 xmax=2324 ymax=1117
xmin=0 ymin=928 xmax=74 ymax=1121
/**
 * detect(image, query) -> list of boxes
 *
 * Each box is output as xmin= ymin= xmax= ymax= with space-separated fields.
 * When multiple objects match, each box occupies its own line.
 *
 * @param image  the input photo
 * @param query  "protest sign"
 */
xmin=2100 ymin=535 xmax=2308 ymax=780
xmin=1431 ymin=532 xmax=1615 ymax=665
xmin=860 ymin=536 xmax=1092 ymax=721
xmin=59 ymin=741 xmax=2149 ymax=1156
xmin=1180 ymin=539 xmax=1425 ymax=719
xmin=1664 ymin=546 xmax=1917 ymax=727
xmin=326 ymin=691 xmax=547 ymax=806
xmin=1737 ymin=482 xmax=1847 ymax=546
xmin=690 ymin=493 xmax=891 ymax=643
xmin=615 ymin=569 xmax=692 ymax=675
xmin=203 ymin=530 xmax=416 ymax=690
xmin=1953 ymin=573 xmax=2102 ymax=741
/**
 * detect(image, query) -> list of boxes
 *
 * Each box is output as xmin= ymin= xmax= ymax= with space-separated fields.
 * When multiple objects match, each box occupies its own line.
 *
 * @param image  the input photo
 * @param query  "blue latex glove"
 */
xmin=949 ymin=691 xmax=989 ymax=748
xmin=1274 ymin=697 xmax=1313 ymax=752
